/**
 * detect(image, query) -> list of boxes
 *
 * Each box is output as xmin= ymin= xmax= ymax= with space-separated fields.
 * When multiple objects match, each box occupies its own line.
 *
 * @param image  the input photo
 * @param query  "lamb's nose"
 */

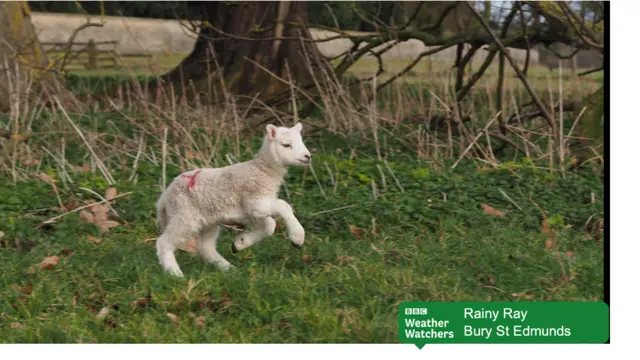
xmin=305 ymin=154 xmax=312 ymax=160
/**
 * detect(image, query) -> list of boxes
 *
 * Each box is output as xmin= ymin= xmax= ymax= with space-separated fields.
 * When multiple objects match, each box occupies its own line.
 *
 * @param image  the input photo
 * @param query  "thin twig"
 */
xmin=42 ymin=192 xmax=133 ymax=225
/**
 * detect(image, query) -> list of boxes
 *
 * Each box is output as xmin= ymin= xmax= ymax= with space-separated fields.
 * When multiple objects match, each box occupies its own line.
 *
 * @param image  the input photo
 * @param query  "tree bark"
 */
xmin=156 ymin=1 xmax=327 ymax=106
xmin=0 ymin=1 xmax=76 ymax=113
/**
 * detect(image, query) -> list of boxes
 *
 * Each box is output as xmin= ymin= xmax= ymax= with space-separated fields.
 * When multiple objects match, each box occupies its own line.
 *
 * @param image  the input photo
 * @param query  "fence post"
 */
xmin=87 ymin=39 xmax=97 ymax=69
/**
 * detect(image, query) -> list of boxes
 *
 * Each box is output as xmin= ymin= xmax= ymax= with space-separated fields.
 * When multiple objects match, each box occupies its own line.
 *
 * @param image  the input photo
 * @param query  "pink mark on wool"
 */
xmin=181 ymin=169 xmax=202 ymax=189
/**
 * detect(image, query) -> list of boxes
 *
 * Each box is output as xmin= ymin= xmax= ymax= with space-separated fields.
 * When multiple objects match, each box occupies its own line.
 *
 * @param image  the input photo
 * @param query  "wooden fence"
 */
xmin=42 ymin=39 xmax=152 ymax=71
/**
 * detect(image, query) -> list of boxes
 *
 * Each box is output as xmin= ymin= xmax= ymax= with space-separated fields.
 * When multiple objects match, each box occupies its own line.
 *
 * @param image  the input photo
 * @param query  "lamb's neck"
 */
xmin=251 ymin=147 xmax=287 ymax=182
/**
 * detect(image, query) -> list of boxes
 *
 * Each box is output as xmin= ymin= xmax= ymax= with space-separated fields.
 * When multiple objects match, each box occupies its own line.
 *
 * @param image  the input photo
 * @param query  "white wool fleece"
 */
xmin=155 ymin=122 xmax=312 ymax=277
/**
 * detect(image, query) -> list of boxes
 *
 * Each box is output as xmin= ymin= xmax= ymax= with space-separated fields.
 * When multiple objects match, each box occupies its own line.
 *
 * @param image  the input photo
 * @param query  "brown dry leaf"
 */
xmin=10 ymin=283 xmax=22 ymax=292
xmin=39 ymin=256 xmax=59 ymax=270
xmin=27 ymin=266 xmax=36 ymax=275
xmin=167 ymin=313 xmax=180 ymax=324
xmin=349 ymin=225 xmax=364 ymax=239
xmin=545 ymin=238 xmax=553 ymax=249
xmin=22 ymin=281 xmax=33 ymax=295
xmin=193 ymin=315 xmax=206 ymax=329
xmin=59 ymin=248 xmax=73 ymax=257
xmin=131 ymin=296 xmax=152 ymax=310
xmin=338 ymin=255 xmax=353 ymax=265
xmin=97 ymin=220 xmax=120 ymax=233
xmin=178 ymin=239 xmax=197 ymax=254
xmin=565 ymin=251 xmax=575 ymax=258
xmin=84 ymin=204 xmax=120 ymax=233
xmin=96 ymin=306 xmax=110 ymax=321
xmin=185 ymin=149 xmax=195 ymax=159
xmin=87 ymin=235 xmax=103 ymax=244
xmin=21 ymin=158 xmax=40 ymax=166
xmin=104 ymin=187 xmax=118 ymax=200
xmin=11 ymin=322 xmax=24 ymax=329
xmin=480 ymin=203 xmax=506 ymax=217
xmin=541 ymin=218 xmax=550 ymax=233
xmin=79 ymin=210 xmax=94 ymax=223
xmin=63 ymin=200 xmax=82 ymax=212
xmin=37 ymin=173 xmax=56 ymax=183
xmin=302 ymin=255 xmax=312 ymax=264
xmin=76 ymin=163 xmax=91 ymax=172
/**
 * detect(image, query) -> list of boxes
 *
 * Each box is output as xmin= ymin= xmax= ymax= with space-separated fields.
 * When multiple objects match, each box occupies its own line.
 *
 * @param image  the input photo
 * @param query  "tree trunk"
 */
xmin=156 ymin=1 xmax=327 ymax=106
xmin=0 ymin=1 xmax=76 ymax=113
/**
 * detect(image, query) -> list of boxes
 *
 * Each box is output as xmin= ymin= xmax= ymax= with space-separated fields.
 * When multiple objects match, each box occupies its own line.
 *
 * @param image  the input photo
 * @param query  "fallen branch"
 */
xmin=41 ymin=192 xmax=133 ymax=225
xmin=508 ymin=100 xmax=580 ymax=125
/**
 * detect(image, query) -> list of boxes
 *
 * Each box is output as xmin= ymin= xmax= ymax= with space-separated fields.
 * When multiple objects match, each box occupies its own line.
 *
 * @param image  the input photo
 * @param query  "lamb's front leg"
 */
xmin=247 ymin=199 xmax=305 ymax=248
xmin=197 ymin=225 xmax=233 ymax=271
xmin=231 ymin=216 xmax=276 ymax=253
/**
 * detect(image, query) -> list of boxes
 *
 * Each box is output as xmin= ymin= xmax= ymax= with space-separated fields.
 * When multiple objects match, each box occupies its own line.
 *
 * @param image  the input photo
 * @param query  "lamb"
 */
xmin=154 ymin=122 xmax=312 ymax=277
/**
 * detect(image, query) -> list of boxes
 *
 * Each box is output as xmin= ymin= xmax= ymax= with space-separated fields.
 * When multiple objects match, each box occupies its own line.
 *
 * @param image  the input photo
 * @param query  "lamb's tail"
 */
xmin=155 ymin=190 xmax=169 ymax=235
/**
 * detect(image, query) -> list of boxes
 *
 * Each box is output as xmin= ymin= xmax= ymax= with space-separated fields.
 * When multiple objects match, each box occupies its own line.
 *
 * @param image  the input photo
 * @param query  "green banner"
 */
xmin=398 ymin=302 xmax=609 ymax=347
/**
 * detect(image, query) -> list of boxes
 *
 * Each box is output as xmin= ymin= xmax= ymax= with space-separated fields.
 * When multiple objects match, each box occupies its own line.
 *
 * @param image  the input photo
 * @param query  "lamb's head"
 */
xmin=263 ymin=122 xmax=312 ymax=167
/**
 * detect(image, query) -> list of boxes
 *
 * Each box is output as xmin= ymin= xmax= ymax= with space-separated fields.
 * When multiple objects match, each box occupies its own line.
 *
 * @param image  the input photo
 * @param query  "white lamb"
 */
xmin=155 ymin=123 xmax=312 ymax=277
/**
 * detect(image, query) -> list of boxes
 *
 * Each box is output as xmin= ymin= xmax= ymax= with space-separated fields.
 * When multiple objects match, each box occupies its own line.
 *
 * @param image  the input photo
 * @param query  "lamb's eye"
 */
xmin=282 ymin=143 xmax=292 ymax=148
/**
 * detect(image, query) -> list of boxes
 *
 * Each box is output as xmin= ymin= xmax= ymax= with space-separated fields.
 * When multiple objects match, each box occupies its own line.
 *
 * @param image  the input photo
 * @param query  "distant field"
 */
xmin=59 ymin=52 xmax=601 ymax=100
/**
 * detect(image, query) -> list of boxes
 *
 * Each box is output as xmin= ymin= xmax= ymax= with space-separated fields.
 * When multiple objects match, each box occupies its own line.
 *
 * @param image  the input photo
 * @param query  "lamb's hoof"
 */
xmin=166 ymin=267 xmax=184 ymax=278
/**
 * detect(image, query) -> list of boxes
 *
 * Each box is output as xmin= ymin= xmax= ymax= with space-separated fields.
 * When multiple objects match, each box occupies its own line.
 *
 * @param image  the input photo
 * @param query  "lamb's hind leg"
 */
xmin=157 ymin=220 xmax=198 ymax=277
xmin=231 ymin=216 xmax=276 ymax=253
xmin=197 ymin=225 xmax=233 ymax=271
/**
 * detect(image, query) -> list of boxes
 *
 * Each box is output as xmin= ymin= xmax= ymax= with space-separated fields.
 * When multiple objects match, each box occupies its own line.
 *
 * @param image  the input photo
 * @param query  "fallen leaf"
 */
xmin=97 ymin=220 xmax=120 ymax=233
xmin=130 ymin=296 xmax=152 ymax=310
xmin=541 ymin=218 xmax=550 ymax=233
xmin=27 ymin=266 xmax=36 ymax=275
xmin=193 ymin=315 xmax=206 ymax=329
xmin=545 ymin=238 xmax=553 ymax=249
xmin=480 ymin=203 xmax=506 ymax=217
xmin=105 ymin=187 xmax=118 ymax=200
xmin=75 ymin=163 xmax=91 ymax=172
xmin=338 ymin=255 xmax=353 ymax=265
xmin=82 ymin=204 xmax=120 ymax=233
xmin=21 ymin=158 xmax=40 ymax=166
xmin=63 ymin=200 xmax=82 ymax=212
xmin=96 ymin=306 xmax=110 ymax=320
xmin=178 ymin=238 xmax=197 ymax=254
xmin=302 ymin=255 xmax=312 ymax=264
xmin=167 ymin=313 xmax=180 ymax=324
xmin=79 ymin=210 xmax=94 ymax=223
xmin=22 ymin=281 xmax=33 ymax=295
xmin=10 ymin=283 xmax=22 ymax=292
xmin=39 ymin=256 xmax=59 ymax=270
xmin=59 ymin=248 xmax=72 ymax=257
xmin=87 ymin=235 xmax=103 ymax=244
xmin=565 ymin=251 xmax=575 ymax=258
xmin=10 ymin=322 xmax=24 ymax=329
xmin=349 ymin=225 xmax=364 ymax=239
xmin=37 ymin=173 xmax=56 ymax=183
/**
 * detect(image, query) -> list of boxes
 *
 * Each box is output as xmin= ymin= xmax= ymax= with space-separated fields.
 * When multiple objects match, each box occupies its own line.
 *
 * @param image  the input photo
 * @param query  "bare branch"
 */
xmin=466 ymin=1 xmax=556 ymax=133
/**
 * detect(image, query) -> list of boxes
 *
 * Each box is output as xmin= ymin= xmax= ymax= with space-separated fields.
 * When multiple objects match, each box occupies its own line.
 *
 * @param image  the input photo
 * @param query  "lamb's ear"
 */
xmin=266 ymin=124 xmax=277 ymax=139
xmin=292 ymin=122 xmax=303 ymax=133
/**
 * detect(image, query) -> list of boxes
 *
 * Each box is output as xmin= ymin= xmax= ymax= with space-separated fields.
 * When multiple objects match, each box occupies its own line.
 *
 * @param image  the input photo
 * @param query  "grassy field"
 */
xmin=0 ymin=48 xmax=604 ymax=343
xmin=0 ymin=125 xmax=604 ymax=343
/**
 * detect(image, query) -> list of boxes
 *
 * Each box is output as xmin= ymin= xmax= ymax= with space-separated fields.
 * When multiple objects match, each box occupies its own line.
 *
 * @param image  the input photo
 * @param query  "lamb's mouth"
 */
xmin=298 ymin=158 xmax=310 ymax=164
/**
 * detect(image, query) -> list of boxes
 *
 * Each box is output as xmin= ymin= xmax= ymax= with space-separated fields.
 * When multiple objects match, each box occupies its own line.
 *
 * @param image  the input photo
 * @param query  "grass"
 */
xmin=0 ymin=123 xmax=604 ymax=342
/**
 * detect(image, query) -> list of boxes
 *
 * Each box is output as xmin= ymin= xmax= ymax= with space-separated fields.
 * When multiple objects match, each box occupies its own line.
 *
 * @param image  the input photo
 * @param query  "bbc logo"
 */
xmin=405 ymin=308 xmax=428 ymax=315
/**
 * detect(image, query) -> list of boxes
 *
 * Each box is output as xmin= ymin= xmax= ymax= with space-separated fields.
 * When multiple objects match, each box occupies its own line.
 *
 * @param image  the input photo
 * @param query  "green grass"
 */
xmin=0 ymin=127 xmax=604 ymax=343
